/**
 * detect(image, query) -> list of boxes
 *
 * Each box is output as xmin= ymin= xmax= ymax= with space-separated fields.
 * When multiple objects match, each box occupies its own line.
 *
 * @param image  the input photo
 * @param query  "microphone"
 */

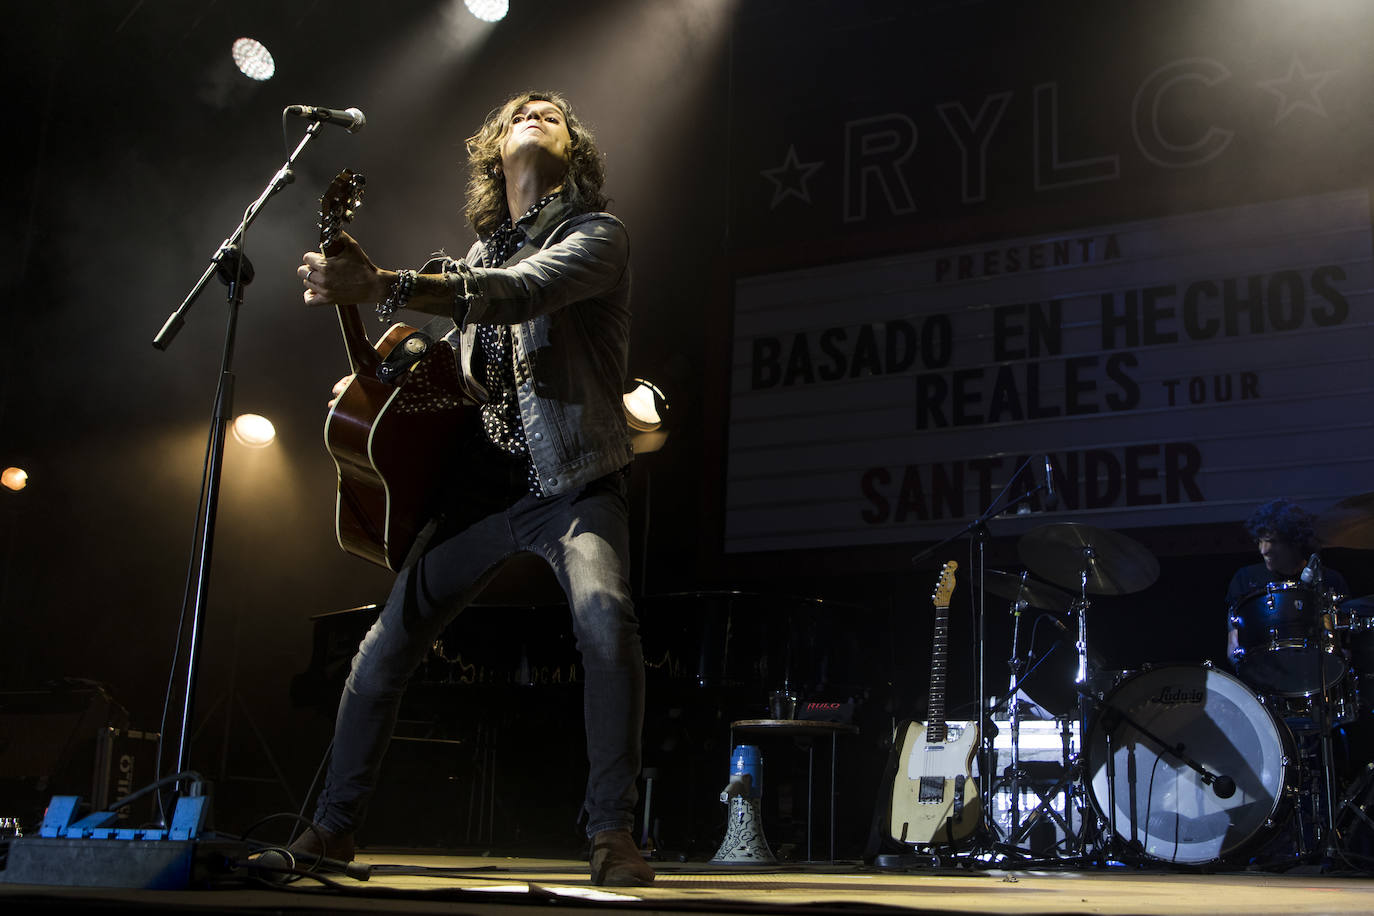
xmin=1042 ymin=454 xmax=1059 ymax=510
xmin=285 ymin=105 xmax=366 ymax=133
xmin=1212 ymin=774 xmax=1236 ymax=799
xmin=1300 ymin=552 xmax=1322 ymax=586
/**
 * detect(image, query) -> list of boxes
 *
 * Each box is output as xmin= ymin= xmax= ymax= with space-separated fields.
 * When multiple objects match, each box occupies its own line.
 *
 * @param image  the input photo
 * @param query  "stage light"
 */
xmin=464 ymin=0 xmax=509 ymax=23
xmin=1 ymin=467 xmax=27 ymax=491
xmin=231 ymin=414 xmax=277 ymax=448
xmin=231 ymin=37 xmax=275 ymax=81
xmin=624 ymin=379 xmax=669 ymax=455
xmin=623 ymin=379 xmax=666 ymax=431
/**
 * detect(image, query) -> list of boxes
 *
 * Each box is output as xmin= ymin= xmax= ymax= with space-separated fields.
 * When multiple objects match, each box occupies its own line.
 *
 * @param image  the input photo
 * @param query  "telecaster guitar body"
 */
xmin=889 ymin=718 xmax=982 ymax=845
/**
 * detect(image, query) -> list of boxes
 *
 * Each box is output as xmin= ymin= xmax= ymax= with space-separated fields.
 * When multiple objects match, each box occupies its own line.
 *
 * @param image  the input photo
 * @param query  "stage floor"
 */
xmin=3 ymin=852 xmax=1374 ymax=915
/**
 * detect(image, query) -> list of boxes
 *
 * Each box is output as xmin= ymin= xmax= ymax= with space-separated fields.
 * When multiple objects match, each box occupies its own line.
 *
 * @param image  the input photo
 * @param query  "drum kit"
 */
xmin=979 ymin=506 xmax=1374 ymax=870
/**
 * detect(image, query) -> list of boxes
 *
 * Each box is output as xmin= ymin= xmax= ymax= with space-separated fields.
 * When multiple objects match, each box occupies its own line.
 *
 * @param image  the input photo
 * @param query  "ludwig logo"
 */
xmin=1149 ymin=686 xmax=1205 ymax=706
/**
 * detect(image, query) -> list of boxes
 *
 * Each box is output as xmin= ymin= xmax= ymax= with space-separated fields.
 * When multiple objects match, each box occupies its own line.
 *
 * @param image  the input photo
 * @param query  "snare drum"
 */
xmin=1084 ymin=665 xmax=1294 ymax=865
xmin=1345 ymin=612 xmax=1374 ymax=711
xmin=1259 ymin=673 xmax=1360 ymax=731
xmin=1229 ymin=581 xmax=1345 ymax=697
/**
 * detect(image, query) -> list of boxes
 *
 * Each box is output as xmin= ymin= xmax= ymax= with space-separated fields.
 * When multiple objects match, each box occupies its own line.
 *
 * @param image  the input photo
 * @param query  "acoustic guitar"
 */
xmin=318 ymin=169 xmax=474 ymax=571
xmin=888 ymin=560 xmax=982 ymax=845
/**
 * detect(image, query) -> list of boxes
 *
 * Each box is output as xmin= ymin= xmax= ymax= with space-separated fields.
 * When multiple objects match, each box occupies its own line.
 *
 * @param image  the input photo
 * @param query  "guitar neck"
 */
xmin=926 ymin=600 xmax=949 ymax=743
xmin=336 ymin=302 xmax=381 ymax=377
xmin=316 ymin=169 xmax=376 ymax=377
xmin=924 ymin=560 xmax=958 ymax=745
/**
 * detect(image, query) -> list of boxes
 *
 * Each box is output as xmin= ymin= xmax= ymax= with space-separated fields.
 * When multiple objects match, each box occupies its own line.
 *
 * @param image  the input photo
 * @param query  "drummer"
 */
xmin=1225 ymin=497 xmax=1349 ymax=666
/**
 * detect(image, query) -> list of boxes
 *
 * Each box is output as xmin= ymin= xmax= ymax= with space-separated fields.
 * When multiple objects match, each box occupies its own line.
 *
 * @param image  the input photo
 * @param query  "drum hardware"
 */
xmin=993 ymin=568 xmax=1088 ymax=856
xmin=1333 ymin=762 xmax=1374 ymax=841
xmin=1230 ymin=580 xmax=1362 ymax=863
xmin=1002 ymin=574 xmax=1032 ymax=848
xmin=987 ymin=714 xmax=1084 ymax=857
xmin=1338 ymin=597 xmax=1374 ymax=712
xmin=1011 ymin=522 xmax=1159 ymax=863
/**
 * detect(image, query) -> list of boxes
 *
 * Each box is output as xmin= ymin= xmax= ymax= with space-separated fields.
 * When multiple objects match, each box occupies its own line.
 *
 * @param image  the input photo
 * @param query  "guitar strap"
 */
xmin=375 ymin=316 xmax=483 ymax=402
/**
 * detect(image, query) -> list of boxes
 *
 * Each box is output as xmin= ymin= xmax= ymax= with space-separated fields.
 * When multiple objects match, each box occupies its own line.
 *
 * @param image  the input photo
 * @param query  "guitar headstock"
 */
xmin=318 ymin=169 xmax=366 ymax=254
xmin=931 ymin=560 xmax=958 ymax=610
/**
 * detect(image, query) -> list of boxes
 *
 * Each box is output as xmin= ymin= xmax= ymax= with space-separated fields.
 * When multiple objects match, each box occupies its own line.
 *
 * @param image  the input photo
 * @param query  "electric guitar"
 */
xmin=889 ymin=560 xmax=982 ymax=845
xmin=318 ymin=170 xmax=475 ymax=571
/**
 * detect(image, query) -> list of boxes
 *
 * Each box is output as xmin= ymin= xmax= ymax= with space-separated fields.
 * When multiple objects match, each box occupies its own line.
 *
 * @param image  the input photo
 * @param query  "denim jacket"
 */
xmin=421 ymin=197 xmax=634 ymax=497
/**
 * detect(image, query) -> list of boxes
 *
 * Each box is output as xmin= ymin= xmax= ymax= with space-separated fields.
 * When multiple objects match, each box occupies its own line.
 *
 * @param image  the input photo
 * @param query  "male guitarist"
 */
xmin=294 ymin=90 xmax=652 ymax=886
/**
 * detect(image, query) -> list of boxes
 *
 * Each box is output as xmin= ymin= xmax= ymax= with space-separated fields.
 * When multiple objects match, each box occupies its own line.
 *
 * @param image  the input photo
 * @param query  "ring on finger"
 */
xmin=307 ymin=269 xmax=315 ymax=283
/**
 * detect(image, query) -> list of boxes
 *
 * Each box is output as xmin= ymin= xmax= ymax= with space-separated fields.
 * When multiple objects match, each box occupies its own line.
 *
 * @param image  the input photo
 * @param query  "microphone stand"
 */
xmin=911 ymin=456 xmax=1052 ymax=850
xmin=151 ymin=121 xmax=325 ymax=798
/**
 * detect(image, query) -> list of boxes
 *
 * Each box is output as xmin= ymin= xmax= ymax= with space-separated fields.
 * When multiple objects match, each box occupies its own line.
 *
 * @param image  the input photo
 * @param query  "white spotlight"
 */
xmin=232 ymin=37 xmax=275 ymax=81
xmin=231 ymin=414 xmax=277 ymax=448
xmin=623 ymin=380 xmax=665 ymax=432
xmin=464 ymin=0 xmax=509 ymax=23
xmin=1 ymin=467 xmax=27 ymax=491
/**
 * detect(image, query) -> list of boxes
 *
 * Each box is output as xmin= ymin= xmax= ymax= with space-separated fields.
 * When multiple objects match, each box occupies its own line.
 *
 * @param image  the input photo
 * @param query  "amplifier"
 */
xmin=796 ymin=698 xmax=856 ymax=724
xmin=93 ymin=727 xmax=161 ymax=824
xmin=0 ymin=684 xmax=132 ymax=828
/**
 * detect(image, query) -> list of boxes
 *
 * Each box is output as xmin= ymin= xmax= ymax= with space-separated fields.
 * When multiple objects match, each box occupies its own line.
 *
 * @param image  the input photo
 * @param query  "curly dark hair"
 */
xmin=1244 ymin=498 xmax=1318 ymax=554
xmin=463 ymin=90 xmax=609 ymax=237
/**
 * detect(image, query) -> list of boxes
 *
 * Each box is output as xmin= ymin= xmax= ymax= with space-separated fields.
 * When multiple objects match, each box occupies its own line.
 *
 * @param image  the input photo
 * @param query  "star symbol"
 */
xmin=760 ymin=145 xmax=823 ymax=209
xmin=1257 ymin=55 xmax=1337 ymax=126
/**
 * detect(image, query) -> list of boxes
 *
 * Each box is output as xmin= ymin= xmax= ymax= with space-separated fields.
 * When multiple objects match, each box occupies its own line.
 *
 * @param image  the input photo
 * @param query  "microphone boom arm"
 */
xmin=152 ymin=120 xmax=323 ymax=350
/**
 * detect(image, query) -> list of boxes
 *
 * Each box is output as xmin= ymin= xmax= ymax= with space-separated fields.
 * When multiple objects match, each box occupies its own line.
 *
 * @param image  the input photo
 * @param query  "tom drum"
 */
xmin=1230 ymin=581 xmax=1344 ymax=697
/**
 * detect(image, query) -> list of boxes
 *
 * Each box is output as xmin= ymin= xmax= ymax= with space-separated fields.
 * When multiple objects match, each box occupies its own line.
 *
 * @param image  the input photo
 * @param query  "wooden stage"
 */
xmin=3 ymin=851 xmax=1374 ymax=915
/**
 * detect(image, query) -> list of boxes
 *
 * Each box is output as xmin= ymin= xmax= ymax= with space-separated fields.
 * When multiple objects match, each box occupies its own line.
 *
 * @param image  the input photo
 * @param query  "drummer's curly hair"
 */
xmin=1244 ymin=498 xmax=1317 ymax=554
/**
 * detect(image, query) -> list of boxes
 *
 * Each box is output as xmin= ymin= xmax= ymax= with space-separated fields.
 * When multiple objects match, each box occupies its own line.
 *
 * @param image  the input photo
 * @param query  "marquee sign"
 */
xmin=724 ymin=189 xmax=1374 ymax=553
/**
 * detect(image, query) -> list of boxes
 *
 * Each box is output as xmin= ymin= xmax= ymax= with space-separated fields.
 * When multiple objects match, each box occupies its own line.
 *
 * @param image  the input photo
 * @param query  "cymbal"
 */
xmin=1316 ymin=491 xmax=1374 ymax=550
xmin=1338 ymin=594 xmax=1374 ymax=616
xmin=982 ymin=569 xmax=1075 ymax=613
xmin=1017 ymin=522 xmax=1159 ymax=595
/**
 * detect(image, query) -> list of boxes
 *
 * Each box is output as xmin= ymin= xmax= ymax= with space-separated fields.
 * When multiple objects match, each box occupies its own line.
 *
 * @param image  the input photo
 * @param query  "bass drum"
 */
xmin=1084 ymin=665 xmax=1294 ymax=865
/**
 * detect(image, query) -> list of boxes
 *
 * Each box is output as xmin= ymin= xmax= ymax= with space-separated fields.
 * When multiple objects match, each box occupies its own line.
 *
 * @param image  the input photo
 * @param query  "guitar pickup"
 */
xmin=918 ymin=776 xmax=944 ymax=804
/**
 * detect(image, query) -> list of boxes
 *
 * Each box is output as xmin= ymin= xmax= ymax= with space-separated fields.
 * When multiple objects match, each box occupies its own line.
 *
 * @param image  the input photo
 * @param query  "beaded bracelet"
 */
xmin=376 ymin=268 xmax=416 ymax=323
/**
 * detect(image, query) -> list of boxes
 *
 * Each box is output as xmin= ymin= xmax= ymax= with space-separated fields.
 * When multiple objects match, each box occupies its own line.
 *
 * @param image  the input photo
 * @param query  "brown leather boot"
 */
xmin=289 ymin=825 xmax=356 ymax=864
xmin=589 ymin=828 xmax=655 ymax=886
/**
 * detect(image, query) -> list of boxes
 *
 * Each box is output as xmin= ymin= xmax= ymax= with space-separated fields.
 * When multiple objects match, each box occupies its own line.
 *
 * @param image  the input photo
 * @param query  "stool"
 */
xmin=729 ymin=719 xmax=858 ymax=862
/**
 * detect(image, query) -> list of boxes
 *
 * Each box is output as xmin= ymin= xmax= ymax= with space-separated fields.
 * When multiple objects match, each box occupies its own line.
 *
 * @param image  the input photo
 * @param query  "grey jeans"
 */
xmin=312 ymin=466 xmax=643 ymax=839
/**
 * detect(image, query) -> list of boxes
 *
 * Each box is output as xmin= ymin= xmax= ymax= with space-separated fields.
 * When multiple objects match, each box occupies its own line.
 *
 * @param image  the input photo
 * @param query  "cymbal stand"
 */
xmin=1005 ymin=583 xmax=1028 ymax=845
xmin=1311 ymin=570 xmax=1343 ymax=860
xmin=1070 ymin=549 xmax=1113 ymax=861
